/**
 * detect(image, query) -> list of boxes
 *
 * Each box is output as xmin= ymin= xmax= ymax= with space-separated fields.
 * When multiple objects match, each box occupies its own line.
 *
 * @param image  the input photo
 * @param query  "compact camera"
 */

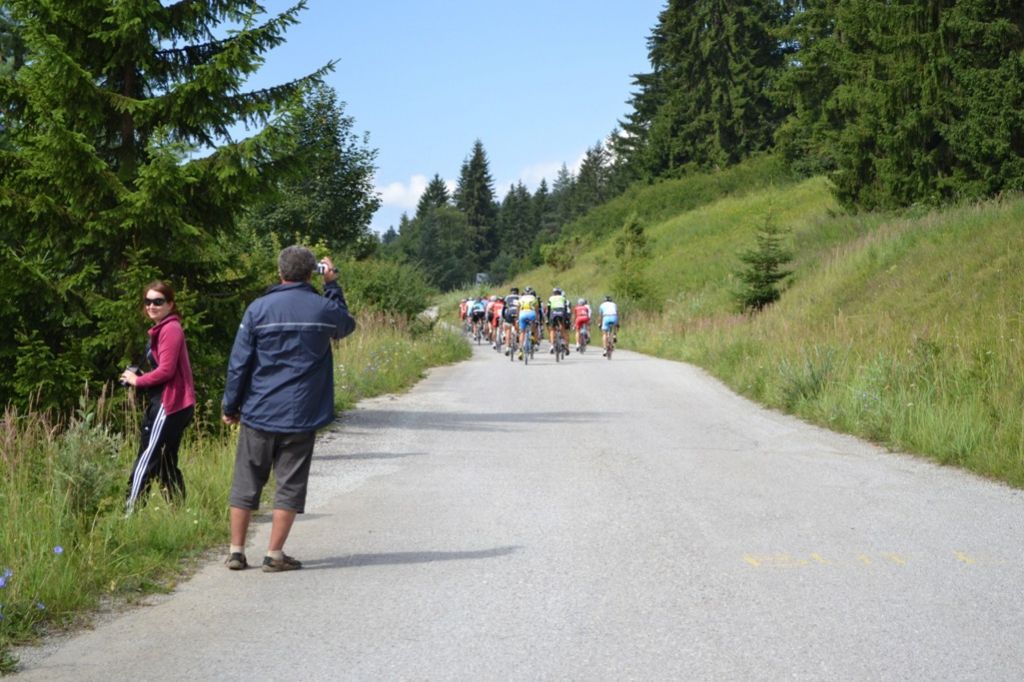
xmin=317 ymin=261 xmax=339 ymax=275
xmin=119 ymin=365 xmax=142 ymax=387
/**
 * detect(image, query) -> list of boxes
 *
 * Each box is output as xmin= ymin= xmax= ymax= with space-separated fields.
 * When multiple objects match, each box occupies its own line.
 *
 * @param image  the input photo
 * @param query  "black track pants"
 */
xmin=126 ymin=402 xmax=194 ymax=512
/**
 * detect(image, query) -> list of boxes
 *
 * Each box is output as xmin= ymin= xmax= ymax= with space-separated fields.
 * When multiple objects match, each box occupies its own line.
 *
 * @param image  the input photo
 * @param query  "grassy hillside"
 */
xmin=501 ymin=158 xmax=1024 ymax=487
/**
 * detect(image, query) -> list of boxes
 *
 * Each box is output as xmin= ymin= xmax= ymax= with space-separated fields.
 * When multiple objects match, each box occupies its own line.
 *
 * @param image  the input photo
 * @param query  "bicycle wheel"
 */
xmin=523 ymin=336 xmax=530 ymax=365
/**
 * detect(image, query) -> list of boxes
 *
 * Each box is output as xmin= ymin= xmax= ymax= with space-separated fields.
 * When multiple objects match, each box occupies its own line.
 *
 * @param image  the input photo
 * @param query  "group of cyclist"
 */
xmin=459 ymin=287 xmax=619 ymax=358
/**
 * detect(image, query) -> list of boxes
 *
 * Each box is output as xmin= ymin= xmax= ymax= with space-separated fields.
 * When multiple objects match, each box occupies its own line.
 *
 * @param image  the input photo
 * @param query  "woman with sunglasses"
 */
xmin=120 ymin=281 xmax=196 ymax=513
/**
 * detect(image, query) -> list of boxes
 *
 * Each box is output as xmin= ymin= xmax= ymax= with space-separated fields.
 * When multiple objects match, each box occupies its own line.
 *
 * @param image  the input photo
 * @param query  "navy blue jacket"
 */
xmin=222 ymin=280 xmax=356 ymax=433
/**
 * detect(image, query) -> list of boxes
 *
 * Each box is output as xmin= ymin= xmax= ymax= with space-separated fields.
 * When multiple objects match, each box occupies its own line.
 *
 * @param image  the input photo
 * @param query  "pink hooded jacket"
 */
xmin=134 ymin=314 xmax=195 ymax=414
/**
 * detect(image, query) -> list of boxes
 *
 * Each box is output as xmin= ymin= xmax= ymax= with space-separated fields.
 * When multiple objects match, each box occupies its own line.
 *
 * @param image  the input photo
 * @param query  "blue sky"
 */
xmin=249 ymin=1 xmax=666 ymax=234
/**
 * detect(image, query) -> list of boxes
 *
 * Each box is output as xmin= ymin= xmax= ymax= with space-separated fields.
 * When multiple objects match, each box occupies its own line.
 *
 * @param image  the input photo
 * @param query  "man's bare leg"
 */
xmin=268 ymin=508 xmax=297 ymax=552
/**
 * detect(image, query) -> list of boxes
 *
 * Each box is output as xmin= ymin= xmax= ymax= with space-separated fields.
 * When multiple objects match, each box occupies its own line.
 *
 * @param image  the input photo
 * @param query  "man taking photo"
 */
xmin=221 ymin=245 xmax=357 ymax=572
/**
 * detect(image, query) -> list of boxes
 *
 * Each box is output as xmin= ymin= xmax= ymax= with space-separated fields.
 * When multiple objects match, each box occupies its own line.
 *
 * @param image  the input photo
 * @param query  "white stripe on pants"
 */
xmin=126 ymin=403 xmax=168 ymax=512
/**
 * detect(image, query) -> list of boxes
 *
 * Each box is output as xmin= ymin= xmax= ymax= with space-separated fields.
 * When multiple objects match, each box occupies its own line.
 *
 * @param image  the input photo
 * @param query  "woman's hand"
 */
xmin=119 ymin=370 xmax=139 ymax=387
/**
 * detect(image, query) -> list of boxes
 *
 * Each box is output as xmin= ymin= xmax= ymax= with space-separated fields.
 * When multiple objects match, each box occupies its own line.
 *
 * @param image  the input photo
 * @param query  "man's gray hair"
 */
xmin=278 ymin=245 xmax=317 ymax=282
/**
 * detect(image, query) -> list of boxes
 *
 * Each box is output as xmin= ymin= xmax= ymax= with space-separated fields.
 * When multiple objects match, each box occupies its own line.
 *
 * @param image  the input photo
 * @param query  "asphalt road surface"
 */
xmin=15 ymin=341 xmax=1024 ymax=680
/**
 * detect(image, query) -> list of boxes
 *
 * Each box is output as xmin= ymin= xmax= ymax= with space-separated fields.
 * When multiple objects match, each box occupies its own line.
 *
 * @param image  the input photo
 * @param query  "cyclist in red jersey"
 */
xmin=573 ymin=298 xmax=592 ymax=351
xmin=489 ymin=296 xmax=505 ymax=348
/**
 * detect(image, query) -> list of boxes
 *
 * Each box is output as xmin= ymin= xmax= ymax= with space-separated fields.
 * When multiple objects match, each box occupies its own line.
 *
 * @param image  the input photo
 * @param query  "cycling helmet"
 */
xmin=552 ymin=287 xmax=562 ymax=295
xmin=578 ymin=298 xmax=586 ymax=305
xmin=604 ymin=295 xmax=613 ymax=301
xmin=510 ymin=287 xmax=519 ymax=294
xmin=525 ymin=286 xmax=534 ymax=294
xmin=490 ymin=295 xmax=498 ymax=302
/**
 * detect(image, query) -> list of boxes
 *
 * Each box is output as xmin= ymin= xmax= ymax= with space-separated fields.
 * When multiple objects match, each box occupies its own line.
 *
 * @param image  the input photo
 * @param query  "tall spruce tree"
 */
xmin=415 ymin=206 xmax=476 ymax=291
xmin=619 ymin=0 xmax=790 ymax=177
xmin=496 ymin=182 xmax=535 ymax=260
xmin=773 ymin=0 xmax=840 ymax=177
xmin=550 ymin=163 xmax=577 ymax=229
xmin=453 ymin=139 xmax=498 ymax=264
xmin=0 ymin=0 xmax=327 ymax=409
xmin=573 ymin=142 xmax=612 ymax=216
xmin=821 ymin=0 xmax=1024 ymax=208
xmin=532 ymin=178 xmax=560 ymax=247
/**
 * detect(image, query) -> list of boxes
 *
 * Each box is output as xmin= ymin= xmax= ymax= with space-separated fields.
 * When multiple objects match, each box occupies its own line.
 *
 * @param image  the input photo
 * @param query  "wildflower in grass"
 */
xmin=0 ymin=576 xmax=6 ymax=589
xmin=53 ymin=546 xmax=64 ymax=555
xmin=36 ymin=602 xmax=45 ymax=610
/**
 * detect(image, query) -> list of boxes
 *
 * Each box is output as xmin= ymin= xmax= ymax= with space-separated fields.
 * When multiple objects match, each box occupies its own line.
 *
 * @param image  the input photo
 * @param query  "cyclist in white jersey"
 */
xmin=598 ymin=295 xmax=619 ymax=356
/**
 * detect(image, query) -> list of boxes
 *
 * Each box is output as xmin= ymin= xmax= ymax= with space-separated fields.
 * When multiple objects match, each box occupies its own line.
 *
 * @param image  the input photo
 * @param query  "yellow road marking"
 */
xmin=954 ymin=551 xmax=976 ymax=565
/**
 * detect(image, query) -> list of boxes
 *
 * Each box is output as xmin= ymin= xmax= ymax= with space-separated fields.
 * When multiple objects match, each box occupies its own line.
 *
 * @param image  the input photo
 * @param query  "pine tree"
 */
xmin=773 ymin=0 xmax=840 ymax=177
xmin=415 ymin=206 xmax=476 ymax=291
xmin=574 ymin=142 xmax=612 ymax=216
xmin=619 ymin=0 xmax=790 ymax=177
xmin=550 ymin=163 xmax=577 ymax=229
xmin=416 ymin=173 xmax=451 ymax=219
xmin=453 ymin=139 xmax=498 ymax=263
xmin=611 ymin=213 xmax=654 ymax=308
xmin=734 ymin=215 xmax=793 ymax=313
xmin=532 ymin=179 xmax=559 ymax=247
xmin=496 ymin=182 xmax=535 ymax=260
xmin=821 ymin=0 xmax=1024 ymax=208
xmin=0 ymin=0 xmax=328 ymax=409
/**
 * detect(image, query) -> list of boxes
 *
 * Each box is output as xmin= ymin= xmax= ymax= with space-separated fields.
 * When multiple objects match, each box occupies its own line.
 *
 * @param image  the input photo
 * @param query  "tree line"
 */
xmin=614 ymin=0 xmax=1024 ymax=208
xmin=378 ymin=138 xmax=620 ymax=290
xmin=378 ymin=0 xmax=1023 ymax=292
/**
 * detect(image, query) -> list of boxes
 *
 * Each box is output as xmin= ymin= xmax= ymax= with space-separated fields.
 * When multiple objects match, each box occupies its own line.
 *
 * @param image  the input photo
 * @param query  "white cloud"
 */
xmin=376 ymin=174 xmax=430 ymax=211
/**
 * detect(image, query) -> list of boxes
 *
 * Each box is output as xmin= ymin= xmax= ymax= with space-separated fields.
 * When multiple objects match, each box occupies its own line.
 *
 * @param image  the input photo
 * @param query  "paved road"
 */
xmin=16 ymin=341 xmax=1024 ymax=680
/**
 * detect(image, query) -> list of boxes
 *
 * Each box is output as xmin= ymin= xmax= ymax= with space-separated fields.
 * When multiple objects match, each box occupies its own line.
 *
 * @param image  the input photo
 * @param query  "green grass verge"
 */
xmin=0 ymin=314 xmax=468 ymax=673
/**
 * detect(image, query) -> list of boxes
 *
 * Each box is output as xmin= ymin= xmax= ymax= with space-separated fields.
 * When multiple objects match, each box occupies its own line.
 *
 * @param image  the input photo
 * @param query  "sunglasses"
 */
xmin=143 ymin=297 xmax=168 ymax=307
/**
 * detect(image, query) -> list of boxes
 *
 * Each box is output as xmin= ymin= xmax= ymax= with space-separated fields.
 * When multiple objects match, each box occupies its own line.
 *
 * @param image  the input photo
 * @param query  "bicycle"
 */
xmin=522 ymin=328 xmax=532 ymax=365
xmin=603 ymin=326 xmax=615 ymax=360
xmin=554 ymin=326 xmax=566 ymax=362
xmin=507 ymin=324 xmax=518 ymax=363
xmin=473 ymin=321 xmax=483 ymax=345
xmin=577 ymin=324 xmax=589 ymax=354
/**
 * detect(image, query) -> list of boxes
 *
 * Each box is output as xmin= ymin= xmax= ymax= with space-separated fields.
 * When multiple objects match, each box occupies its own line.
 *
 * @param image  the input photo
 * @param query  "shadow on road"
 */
xmin=314 ymin=451 xmax=428 ymax=462
xmin=339 ymin=410 xmax=606 ymax=432
xmin=301 ymin=545 xmax=521 ymax=570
